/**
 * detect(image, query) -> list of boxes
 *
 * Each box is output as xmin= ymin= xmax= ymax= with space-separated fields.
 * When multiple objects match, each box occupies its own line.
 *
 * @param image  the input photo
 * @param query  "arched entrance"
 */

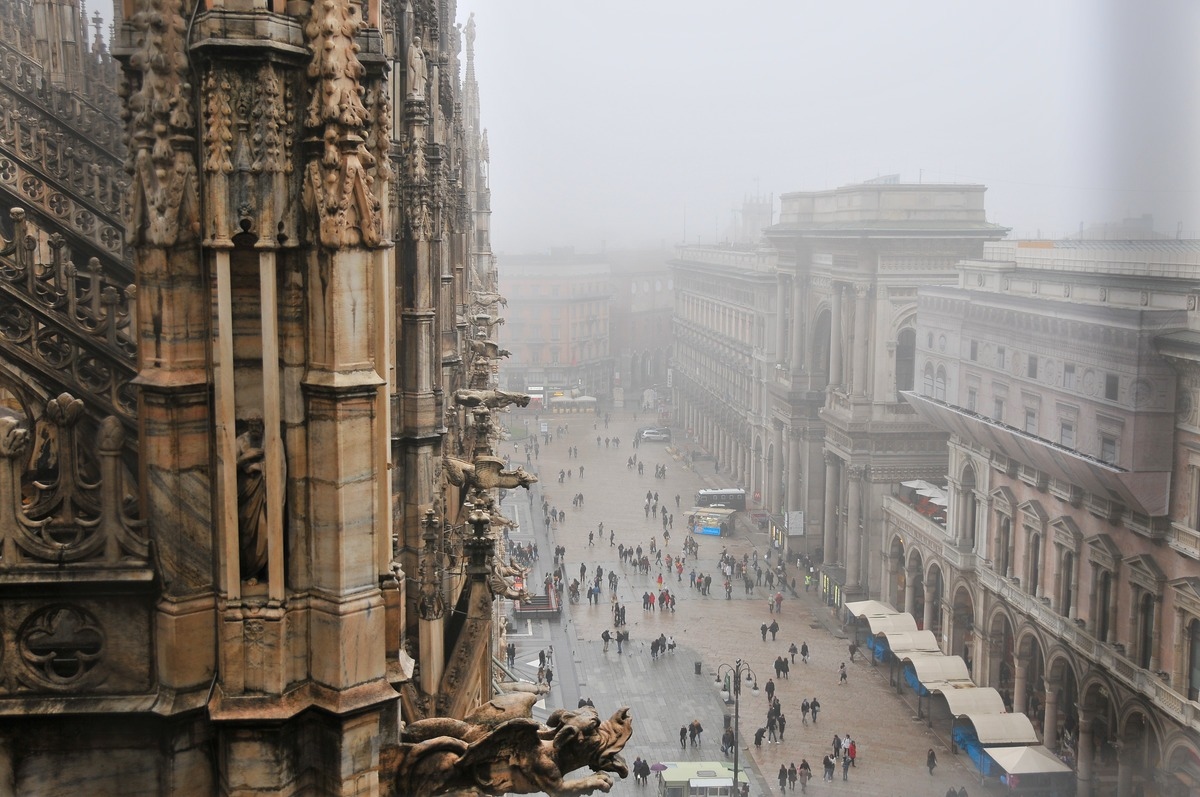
xmin=1016 ymin=631 xmax=1045 ymax=719
xmin=908 ymin=549 xmax=925 ymax=625
xmin=1118 ymin=707 xmax=1161 ymax=797
xmin=950 ymin=584 xmax=976 ymax=676
xmin=925 ymin=563 xmax=944 ymax=642
xmin=986 ymin=610 xmax=1016 ymax=709
xmin=1044 ymin=653 xmax=1079 ymax=748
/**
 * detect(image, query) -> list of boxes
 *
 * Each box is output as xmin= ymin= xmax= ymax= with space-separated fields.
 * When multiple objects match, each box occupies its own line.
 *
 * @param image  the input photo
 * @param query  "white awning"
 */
xmin=881 ymin=630 xmax=940 ymax=654
xmin=904 ymin=653 xmax=971 ymax=683
xmin=984 ymin=745 xmax=1073 ymax=775
xmin=844 ymin=600 xmax=902 ymax=618
xmin=938 ymin=687 xmax=1007 ymax=716
xmin=902 ymin=479 xmax=941 ymax=490
xmin=964 ymin=713 xmax=1040 ymax=745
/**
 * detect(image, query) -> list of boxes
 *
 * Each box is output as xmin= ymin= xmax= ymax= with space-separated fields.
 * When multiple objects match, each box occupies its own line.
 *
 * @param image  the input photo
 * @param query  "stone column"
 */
xmin=903 ymin=564 xmax=917 ymax=615
xmin=1043 ymin=679 xmax=1059 ymax=746
xmin=787 ymin=429 xmax=801 ymax=514
xmin=790 ymin=276 xmax=805 ymax=373
xmin=1149 ymin=596 xmax=1163 ymax=673
xmin=776 ymin=275 xmax=789 ymax=360
xmin=829 ymin=285 xmax=843 ymax=388
xmin=852 ymin=283 xmax=870 ymax=396
xmin=1076 ymin=710 xmax=1094 ymax=795
xmin=1013 ymin=654 xmax=1029 ymax=715
xmin=822 ymin=452 xmax=839 ymax=564
xmin=772 ymin=424 xmax=784 ymax=513
xmin=1116 ymin=742 xmax=1135 ymax=797
xmin=923 ymin=583 xmax=936 ymax=634
xmin=845 ymin=465 xmax=864 ymax=590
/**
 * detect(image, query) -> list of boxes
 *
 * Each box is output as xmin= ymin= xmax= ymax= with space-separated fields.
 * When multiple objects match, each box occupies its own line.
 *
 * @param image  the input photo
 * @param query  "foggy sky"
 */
xmin=464 ymin=1 xmax=1200 ymax=253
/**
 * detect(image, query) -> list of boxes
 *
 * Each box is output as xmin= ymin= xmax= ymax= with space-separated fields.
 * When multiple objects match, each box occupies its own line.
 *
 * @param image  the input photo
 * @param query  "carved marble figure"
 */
xmin=453 ymin=389 xmax=531 ymax=410
xmin=391 ymin=698 xmax=633 ymax=796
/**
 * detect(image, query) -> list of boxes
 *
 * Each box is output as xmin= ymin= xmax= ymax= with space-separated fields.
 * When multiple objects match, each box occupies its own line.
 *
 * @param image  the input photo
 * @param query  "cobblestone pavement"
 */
xmin=498 ymin=409 xmax=1005 ymax=797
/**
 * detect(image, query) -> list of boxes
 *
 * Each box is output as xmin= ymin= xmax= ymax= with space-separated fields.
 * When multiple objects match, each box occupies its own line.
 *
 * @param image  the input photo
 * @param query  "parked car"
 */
xmin=639 ymin=428 xmax=671 ymax=442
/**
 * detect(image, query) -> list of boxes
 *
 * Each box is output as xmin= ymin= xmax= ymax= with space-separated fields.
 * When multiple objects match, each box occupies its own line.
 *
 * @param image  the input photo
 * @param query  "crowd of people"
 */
xmin=501 ymin=409 xmax=970 ymax=794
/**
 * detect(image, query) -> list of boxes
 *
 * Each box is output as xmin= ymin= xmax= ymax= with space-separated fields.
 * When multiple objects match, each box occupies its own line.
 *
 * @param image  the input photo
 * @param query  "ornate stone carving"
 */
xmin=301 ymin=0 xmax=385 ymax=248
xmin=444 ymin=456 xmax=537 ymax=492
xmin=18 ymin=604 xmax=104 ymax=687
xmin=390 ymin=697 xmax=633 ymax=796
xmin=453 ymin=389 xmax=530 ymax=410
xmin=121 ymin=0 xmax=199 ymax=247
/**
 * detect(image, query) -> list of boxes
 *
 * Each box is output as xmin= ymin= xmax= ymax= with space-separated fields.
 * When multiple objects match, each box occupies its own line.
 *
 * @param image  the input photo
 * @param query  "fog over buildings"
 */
xmin=467 ymin=0 xmax=1200 ymax=252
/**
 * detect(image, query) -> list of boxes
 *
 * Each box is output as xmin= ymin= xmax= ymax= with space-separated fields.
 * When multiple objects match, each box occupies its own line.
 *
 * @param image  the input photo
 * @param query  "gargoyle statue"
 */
xmin=468 ymin=339 xmax=512 ymax=359
xmin=454 ymin=389 xmax=531 ymax=410
xmin=444 ymin=456 xmax=538 ymax=492
xmin=488 ymin=558 xmax=530 ymax=602
xmin=470 ymin=291 xmax=507 ymax=309
xmin=390 ymin=697 xmax=633 ymax=796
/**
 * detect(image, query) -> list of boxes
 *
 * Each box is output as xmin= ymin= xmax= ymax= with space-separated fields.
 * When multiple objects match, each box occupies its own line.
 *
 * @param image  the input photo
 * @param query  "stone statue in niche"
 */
xmin=408 ymin=37 xmax=427 ymax=100
xmin=235 ymin=416 xmax=269 ymax=582
xmin=388 ymin=692 xmax=633 ymax=796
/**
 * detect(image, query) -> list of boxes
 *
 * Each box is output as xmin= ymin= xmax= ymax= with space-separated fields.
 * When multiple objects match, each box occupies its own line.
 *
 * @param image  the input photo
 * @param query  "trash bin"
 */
xmin=695 ymin=661 xmax=702 ymax=676
xmin=723 ymin=714 xmax=732 ymax=730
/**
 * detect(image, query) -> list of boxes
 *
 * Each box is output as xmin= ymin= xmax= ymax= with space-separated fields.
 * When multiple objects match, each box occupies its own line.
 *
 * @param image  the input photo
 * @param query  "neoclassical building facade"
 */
xmin=891 ymin=239 xmax=1200 ymax=795
xmin=671 ymin=244 xmax=780 ymax=502
xmin=762 ymin=183 xmax=1007 ymax=594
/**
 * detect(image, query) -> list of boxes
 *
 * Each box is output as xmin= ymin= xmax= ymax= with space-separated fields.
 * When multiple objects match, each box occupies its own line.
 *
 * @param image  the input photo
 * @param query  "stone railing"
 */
xmin=0 ymin=37 xmax=123 ymax=149
xmin=0 ymin=208 xmax=137 ymax=427
xmin=0 ymin=72 xmax=129 ymax=273
xmin=0 ymin=393 xmax=147 ymax=568
xmin=976 ymin=565 xmax=1200 ymax=730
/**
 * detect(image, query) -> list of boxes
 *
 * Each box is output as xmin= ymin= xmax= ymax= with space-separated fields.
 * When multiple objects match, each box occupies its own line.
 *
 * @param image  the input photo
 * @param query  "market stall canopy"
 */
xmin=863 ymin=613 xmax=918 ymax=635
xmin=984 ymin=745 xmax=1073 ymax=775
xmin=881 ymin=630 xmax=940 ymax=655
xmin=939 ymin=687 xmax=1007 ymax=717
xmin=901 ymin=480 xmax=942 ymax=491
xmin=964 ymin=713 xmax=1040 ymax=745
xmin=845 ymin=600 xmax=900 ymax=618
xmin=903 ymin=652 xmax=971 ymax=684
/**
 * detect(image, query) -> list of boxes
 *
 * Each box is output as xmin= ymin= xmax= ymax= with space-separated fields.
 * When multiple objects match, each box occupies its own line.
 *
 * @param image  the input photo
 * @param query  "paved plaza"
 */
xmin=498 ymin=409 xmax=1007 ymax=797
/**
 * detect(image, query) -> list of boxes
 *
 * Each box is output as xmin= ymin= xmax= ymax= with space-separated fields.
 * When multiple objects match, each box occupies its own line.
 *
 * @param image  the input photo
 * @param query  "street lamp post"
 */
xmin=715 ymin=659 xmax=758 ymax=797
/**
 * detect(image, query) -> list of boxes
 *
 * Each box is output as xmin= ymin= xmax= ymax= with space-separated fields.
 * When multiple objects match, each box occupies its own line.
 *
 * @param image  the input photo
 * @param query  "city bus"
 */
xmin=694 ymin=488 xmax=746 ymax=511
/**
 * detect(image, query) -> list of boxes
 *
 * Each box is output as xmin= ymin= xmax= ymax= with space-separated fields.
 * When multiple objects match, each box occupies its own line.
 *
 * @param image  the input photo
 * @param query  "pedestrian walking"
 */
xmin=680 ymin=726 xmax=687 ymax=749
xmin=789 ymin=642 xmax=798 ymax=663
xmin=761 ymin=621 xmax=768 ymax=641
xmin=847 ymin=739 xmax=857 ymax=767
xmin=927 ymin=748 xmax=938 ymax=776
xmin=810 ymin=697 xmax=820 ymax=725
xmin=754 ymin=727 xmax=766 ymax=748
xmin=778 ymin=713 xmax=787 ymax=742
xmin=787 ymin=762 xmax=797 ymax=791
xmin=801 ymin=641 xmax=809 ymax=663
xmin=769 ymin=619 xmax=779 ymax=640
xmin=842 ymin=753 xmax=851 ymax=781
xmin=778 ymin=765 xmax=788 ymax=792
xmin=800 ymin=698 xmax=810 ymax=725
xmin=798 ymin=760 xmax=811 ymax=792
xmin=839 ymin=661 xmax=848 ymax=685
xmin=602 ymin=629 xmax=611 ymax=652
xmin=765 ymin=678 xmax=775 ymax=703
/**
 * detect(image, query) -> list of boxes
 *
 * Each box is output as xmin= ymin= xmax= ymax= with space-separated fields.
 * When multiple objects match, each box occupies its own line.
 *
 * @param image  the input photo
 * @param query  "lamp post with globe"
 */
xmin=715 ymin=659 xmax=758 ymax=796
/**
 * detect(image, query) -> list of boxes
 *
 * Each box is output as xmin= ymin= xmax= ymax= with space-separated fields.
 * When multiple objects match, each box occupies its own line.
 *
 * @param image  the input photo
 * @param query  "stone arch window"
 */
xmin=935 ymin=365 xmax=947 ymax=401
xmin=1019 ymin=501 xmax=1048 ymax=598
xmin=1050 ymin=516 xmax=1082 ymax=617
xmin=1087 ymin=534 xmax=1121 ymax=642
xmin=1138 ymin=593 xmax=1156 ymax=669
xmin=1125 ymin=554 xmax=1165 ymax=671
xmin=996 ymin=514 xmax=1013 ymax=577
xmin=1029 ymin=533 xmax=1042 ymax=596
xmin=1097 ymin=571 xmax=1114 ymax=640
xmin=1190 ymin=618 xmax=1200 ymax=700
xmin=895 ymin=328 xmax=916 ymax=394
xmin=923 ymin=363 xmax=935 ymax=396
xmin=958 ymin=463 xmax=977 ymax=548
